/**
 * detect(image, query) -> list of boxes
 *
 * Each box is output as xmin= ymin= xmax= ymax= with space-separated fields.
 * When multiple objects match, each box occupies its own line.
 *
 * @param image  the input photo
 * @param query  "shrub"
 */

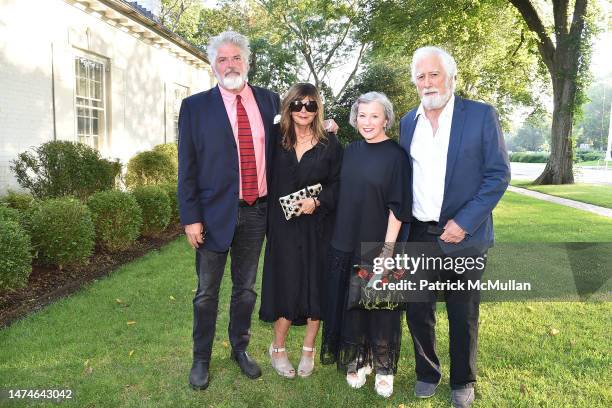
xmin=0 ymin=205 xmax=22 ymax=224
xmin=508 ymin=152 xmax=520 ymax=162
xmin=153 ymin=143 xmax=178 ymax=174
xmin=3 ymin=190 xmax=35 ymax=211
xmin=509 ymin=152 xmax=550 ymax=163
xmin=132 ymin=186 xmax=171 ymax=237
xmin=10 ymin=141 xmax=121 ymax=199
xmin=87 ymin=191 xmax=143 ymax=252
xmin=575 ymin=150 xmax=604 ymax=163
xmin=0 ymin=203 xmax=30 ymax=231
xmin=0 ymin=219 xmax=32 ymax=290
xmin=159 ymin=182 xmax=179 ymax=224
xmin=29 ymin=197 xmax=95 ymax=268
xmin=125 ymin=150 xmax=176 ymax=188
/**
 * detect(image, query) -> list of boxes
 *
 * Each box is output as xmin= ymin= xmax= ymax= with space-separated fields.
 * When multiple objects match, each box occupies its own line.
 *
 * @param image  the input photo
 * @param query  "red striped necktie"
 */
xmin=236 ymin=95 xmax=259 ymax=205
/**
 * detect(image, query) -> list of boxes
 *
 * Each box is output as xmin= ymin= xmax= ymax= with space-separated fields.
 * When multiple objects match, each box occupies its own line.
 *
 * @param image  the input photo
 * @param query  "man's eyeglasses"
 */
xmin=289 ymin=100 xmax=318 ymax=113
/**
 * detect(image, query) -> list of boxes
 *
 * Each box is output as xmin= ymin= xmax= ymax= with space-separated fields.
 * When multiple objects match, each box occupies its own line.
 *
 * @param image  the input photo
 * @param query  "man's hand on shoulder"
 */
xmin=185 ymin=222 xmax=205 ymax=249
xmin=324 ymin=119 xmax=339 ymax=134
xmin=440 ymin=219 xmax=466 ymax=244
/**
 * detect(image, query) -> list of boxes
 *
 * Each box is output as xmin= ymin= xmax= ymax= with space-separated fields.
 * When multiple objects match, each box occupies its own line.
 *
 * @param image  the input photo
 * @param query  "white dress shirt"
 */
xmin=410 ymin=95 xmax=455 ymax=222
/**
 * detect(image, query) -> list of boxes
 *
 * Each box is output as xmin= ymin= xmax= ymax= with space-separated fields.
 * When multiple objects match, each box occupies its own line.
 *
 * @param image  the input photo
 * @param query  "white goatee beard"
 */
xmin=420 ymin=77 xmax=454 ymax=110
xmin=219 ymin=73 xmax=246 ymax=90
xmin=421 ymin=88 xmax=452 ymax=110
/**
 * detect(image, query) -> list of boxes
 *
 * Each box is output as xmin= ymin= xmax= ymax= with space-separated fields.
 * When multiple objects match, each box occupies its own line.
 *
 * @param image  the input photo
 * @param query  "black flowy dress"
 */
xmin=320 ymin=138 xmax=412 ymax=375
xmin=259 ymin=133 xmax=343 ymax=325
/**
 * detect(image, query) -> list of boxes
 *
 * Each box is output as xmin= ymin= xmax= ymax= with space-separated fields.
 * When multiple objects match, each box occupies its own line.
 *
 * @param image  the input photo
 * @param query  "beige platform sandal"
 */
xmin=297 ymin=346 xmax=315 ymax=377
xmin=269 ymin=343 xmax=296 ymax=378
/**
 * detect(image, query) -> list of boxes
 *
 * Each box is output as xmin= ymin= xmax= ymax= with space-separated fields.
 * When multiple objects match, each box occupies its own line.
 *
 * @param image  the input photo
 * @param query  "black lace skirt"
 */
xmin=320 ymin=247 xmax=402 ymax=375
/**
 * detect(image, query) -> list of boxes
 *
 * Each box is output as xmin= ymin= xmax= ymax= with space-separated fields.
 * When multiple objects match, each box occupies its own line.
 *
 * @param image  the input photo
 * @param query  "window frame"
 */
xmin=172 ymin=83 xmax=189 ymax=144
xmin=73 ymin=51 xmax=108 ymax=150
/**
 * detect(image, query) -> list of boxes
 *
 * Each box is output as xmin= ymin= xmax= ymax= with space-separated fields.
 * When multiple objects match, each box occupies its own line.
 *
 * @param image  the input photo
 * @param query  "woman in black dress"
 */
xmin=259 ymin=83 xmax=343 ymax=378
xmin=320 ymin=92 xmax=411 ymax=398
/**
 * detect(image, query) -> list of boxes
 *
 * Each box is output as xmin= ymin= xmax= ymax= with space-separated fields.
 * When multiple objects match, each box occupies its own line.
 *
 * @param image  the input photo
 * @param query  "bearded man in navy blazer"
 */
xmin=178 ymin=31 xmax=281 ymax=390
xmin=399 ymin=47 xmax=510 ymax=408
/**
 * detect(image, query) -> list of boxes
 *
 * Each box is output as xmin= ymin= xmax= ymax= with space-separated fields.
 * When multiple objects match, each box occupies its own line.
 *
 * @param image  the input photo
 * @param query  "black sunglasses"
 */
xmin=289 ymin=100 xmax=318 ymax=113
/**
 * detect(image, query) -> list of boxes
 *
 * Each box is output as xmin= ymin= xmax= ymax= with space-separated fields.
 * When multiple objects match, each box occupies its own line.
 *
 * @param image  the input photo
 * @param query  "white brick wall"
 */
xmin=0 ymin=0 xmax=212 ymax=194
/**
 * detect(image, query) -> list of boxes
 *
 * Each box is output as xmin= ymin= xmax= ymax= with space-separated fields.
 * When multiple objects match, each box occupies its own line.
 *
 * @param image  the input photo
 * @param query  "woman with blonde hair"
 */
xmin=259 ymin=83 xmax=343 ymax=378
xmin=321 ymin=92 xmax=411 ymax=397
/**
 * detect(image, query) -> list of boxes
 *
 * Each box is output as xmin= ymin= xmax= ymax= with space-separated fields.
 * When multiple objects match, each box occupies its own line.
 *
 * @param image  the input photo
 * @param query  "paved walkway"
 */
xmin=507 ymin=186 xmax=612 ymax=219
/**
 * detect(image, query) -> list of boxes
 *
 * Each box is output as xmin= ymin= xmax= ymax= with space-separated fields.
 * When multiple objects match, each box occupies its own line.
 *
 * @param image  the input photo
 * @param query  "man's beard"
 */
xmin=217 ymin=70 xmax=246 ymax=90
xmin=420 ymin=79 xmax=454 ymax=110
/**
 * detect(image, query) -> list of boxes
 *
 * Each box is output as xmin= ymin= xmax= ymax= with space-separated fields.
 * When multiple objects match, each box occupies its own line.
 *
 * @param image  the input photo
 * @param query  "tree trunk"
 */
xmin=534 ymin=73 xmax=576 ymax=184
xmin=509 ymin=0 xmax=588 ymax=185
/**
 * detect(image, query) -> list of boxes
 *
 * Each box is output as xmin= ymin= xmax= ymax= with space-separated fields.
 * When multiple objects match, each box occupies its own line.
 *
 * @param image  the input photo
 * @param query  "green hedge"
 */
xmin=126 ymin=150 xmax=176 ymax=188
xmin=87 ymin=190 xmax=143 ymax=252
xmin=2 ymin=191 xmax=35 ymax=211
xmin=0 ymin=205 xmax=22 ymax=224
xmin=0 ymin=219 xmax=32 ymax=290
xmin=11 ymin=141 xmax=120 ymax=199
xmin=0 ymin=203 xmax=30 ymax=232
xmin=159 ymin=182 xmax=179 ymax=224
xmin=29 ymin=197 xmax=95 ymax=268
xmin=510 ymin=151 xmax=606 ymax=163
xmin=153 ymin=143 xmax=178 ymax=175
xmin=575 ymin=151 xmax=604 ymax=162
xmin=509 ymin=152 xmax=550 ymax=163
xmin=132 ymin=186 xmax=171 ymax=237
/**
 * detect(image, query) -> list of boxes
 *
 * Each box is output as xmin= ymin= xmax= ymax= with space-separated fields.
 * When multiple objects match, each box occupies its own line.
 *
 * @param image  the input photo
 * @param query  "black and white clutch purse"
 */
xmin=279 ymin=183 xmax=322 ymax=220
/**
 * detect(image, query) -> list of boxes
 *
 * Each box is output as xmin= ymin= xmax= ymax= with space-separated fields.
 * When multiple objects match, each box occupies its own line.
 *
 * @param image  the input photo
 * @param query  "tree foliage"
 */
xmin=159 ymin=0 xmax=202 ymax=35
xmin=507 ymin=110 xmax=551 ymax=152
xmin=161 ymin=0 xmax=298 ymax=92
xmin=255 ymin=0 xmax=369 ymax=102
xmin=160 ymin=0 xmax=367 ymax=99
xmin=159 ymin=0 xmax=600 ymax=180
xmin=365 ymin=0 xmax=545 ymax=128
xmin=575 ymin=74 xmax=612 ymax=151
xmin=328 ymin=59 xmax=413 ymax=145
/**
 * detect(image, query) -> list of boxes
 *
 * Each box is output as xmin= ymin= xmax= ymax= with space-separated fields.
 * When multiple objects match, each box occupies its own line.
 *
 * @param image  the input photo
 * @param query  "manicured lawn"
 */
xmin=512 ymin=181 xmax=612 ymax=209
xmin=576 ymin=160 xmax=606 ymax=167
xmin=1 ymin=192 xmax=611 ymax=407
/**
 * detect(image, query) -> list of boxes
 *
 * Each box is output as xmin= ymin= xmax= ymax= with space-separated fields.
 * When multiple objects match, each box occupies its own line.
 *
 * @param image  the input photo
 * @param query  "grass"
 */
xmin=576 ymin=160 xmax=608 ymax=167
xmin=512 ymin=181 xmax=612 ymax=209
xmin=1 ymin=192 xmax=611 ymax=407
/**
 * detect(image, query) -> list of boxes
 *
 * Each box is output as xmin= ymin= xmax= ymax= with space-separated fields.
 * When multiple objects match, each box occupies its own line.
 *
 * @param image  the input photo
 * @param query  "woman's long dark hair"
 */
xmin=280 ymin=83 xmax=327 ymax=150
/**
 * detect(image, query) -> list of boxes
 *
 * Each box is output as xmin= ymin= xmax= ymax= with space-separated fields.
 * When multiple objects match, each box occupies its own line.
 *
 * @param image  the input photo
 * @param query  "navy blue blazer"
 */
xmin=177 ymin=84 xmax=281 ymax=252
xmin=398 ymin=95 xmax=510 ymax=251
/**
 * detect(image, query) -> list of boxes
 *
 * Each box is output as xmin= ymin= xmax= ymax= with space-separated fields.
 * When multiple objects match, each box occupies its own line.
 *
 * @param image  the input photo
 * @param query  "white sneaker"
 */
xmin=346 ymin=365 xmax=372 ymax=389
xmin=375 ymin=374 xmax=394 ymax=398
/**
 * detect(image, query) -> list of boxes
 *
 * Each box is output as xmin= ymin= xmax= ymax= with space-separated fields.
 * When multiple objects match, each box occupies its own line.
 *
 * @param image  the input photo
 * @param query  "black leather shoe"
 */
xmin=189 ymin=361 xmax=210 ymax=390
xmin=231 ymin=350 xmax=262 ymax=379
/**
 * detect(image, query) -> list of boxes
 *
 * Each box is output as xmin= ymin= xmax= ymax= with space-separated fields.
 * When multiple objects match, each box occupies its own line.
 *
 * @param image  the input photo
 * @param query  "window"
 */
xmin=173 ymin=85 xmax=189 ymax=143
xmin=75 ymin=56 xmax=106 ymax=149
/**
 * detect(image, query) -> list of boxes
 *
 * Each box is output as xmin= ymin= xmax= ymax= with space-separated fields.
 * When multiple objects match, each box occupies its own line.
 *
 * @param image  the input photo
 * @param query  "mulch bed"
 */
xmin=0 ymin=225 xmax=184 ymax=328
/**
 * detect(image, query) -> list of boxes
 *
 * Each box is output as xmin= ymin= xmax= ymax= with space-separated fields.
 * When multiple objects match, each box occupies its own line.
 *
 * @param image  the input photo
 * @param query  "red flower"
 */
xmin=357 ymin=268 xmax=368 ymax=279
xmin=381 ymin=277 xmax=389 ymax=284
xmin=393 ymin=270 xmax=405 ymax=280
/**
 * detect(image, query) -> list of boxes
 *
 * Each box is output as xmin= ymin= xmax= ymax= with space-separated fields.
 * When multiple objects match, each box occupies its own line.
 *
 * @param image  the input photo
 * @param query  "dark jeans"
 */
xmin=192 ymin=201 xmax=267 ymax=362
xmin=405 ymin=220 xmax=483 ymax=390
